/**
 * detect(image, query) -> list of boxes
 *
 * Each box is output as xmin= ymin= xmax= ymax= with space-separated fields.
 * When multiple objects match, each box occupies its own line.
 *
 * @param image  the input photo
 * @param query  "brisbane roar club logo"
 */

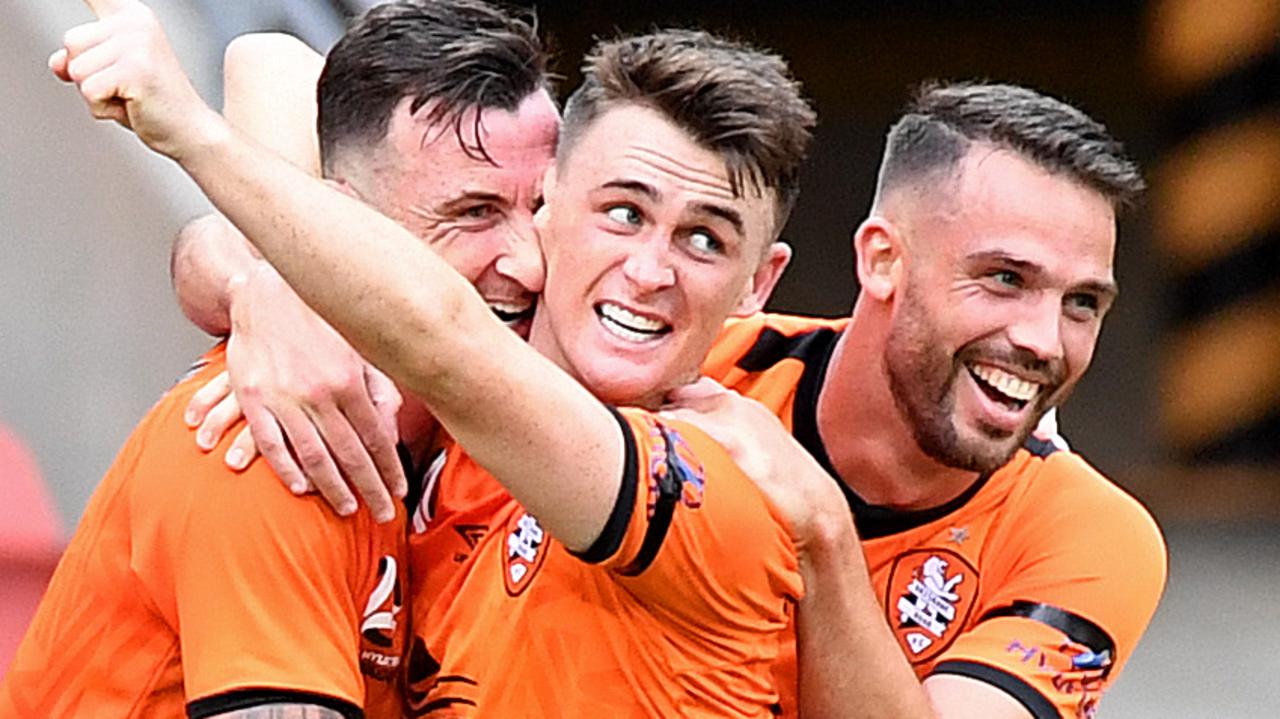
xmin=884 ymin=549 xmax=979 ymax=663
xmin=360 ymin=555 xmax=405 ymax=680
xmin=503 ymin=512 xmax=548 ymax=596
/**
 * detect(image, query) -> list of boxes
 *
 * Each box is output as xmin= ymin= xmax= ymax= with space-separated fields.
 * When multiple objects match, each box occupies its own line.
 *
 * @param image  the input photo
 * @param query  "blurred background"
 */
xmin=2 ymin=0 xmax=1277 ymax=715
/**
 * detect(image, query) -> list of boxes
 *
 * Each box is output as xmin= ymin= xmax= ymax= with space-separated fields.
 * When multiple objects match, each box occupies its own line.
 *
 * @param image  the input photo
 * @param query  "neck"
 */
xmin=816 ymin=302 xmax=982 ymax=511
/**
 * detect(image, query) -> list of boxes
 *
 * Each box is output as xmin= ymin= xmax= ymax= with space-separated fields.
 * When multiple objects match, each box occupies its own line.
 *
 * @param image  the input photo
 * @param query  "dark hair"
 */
xmin=559 ymin=29 xmax=816 ymax=230
xmin=317 ymin=0 xmax=548 ymax=174
xmin=876 ymin=81 xmax=1145 ymax=211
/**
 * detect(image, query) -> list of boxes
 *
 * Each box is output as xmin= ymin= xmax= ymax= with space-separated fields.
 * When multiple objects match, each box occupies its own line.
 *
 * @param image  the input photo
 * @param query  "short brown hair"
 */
xmin=876 ymin=81 xmax=1145 ymax=211
xmin=559 ymin=29 xmax=816 ymax=232
xmin=318 ymin=0 xmax=549 ymax=175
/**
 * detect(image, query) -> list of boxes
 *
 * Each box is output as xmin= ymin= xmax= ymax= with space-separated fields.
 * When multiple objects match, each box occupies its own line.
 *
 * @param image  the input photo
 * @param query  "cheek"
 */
xmin=1060 ymin=324 xmax=1101 ymax=378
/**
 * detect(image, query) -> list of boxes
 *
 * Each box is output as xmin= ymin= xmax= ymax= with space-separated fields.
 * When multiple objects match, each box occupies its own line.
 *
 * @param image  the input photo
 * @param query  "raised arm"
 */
xmin=60 ymin=0 xmax=621 ymax=551
xmin=170 ymin=32 xmax=322 ymax=336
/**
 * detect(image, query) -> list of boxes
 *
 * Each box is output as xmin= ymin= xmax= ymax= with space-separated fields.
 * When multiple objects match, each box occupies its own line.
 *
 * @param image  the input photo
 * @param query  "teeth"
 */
xmin=488 ymin=301 xmax=532 ymax=325
xmin=600 ymin=303 xmax=666 ymax=332
xmin=598 ymin=303 xmax=668 ymax=342
xmin=970 ymin=364 xmax=1040 ymax=402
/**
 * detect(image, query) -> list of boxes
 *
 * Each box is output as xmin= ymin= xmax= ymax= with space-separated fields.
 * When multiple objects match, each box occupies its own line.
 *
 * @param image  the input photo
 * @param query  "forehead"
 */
xmin=380 ymin=90 xmax=560 ymax=192
xmin=925 ymin=147 xmax=1117 ymax=277
xmin=561 ymin=104 xmax=778 ymax=231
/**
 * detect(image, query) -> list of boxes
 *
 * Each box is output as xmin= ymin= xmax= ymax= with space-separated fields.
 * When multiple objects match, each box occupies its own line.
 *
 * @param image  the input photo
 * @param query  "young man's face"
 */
xmin=532 ymin=103 xmax=787 ymax=407
xmin=358 ymin=90 xmax=561 ymax=338
xmin=885 ymin=147 xmax=1118 ymax=473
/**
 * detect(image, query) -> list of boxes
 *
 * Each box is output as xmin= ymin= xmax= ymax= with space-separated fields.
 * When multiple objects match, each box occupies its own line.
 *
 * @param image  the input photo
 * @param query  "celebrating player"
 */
xmin=0 ymin=2 xmax=554 ymax=717
xmin=46 ymin=0 xmax=823 ymax=715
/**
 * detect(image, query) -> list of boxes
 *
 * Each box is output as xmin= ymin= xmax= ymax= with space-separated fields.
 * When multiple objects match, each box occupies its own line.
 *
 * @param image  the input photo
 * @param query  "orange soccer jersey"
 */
xmin=701 ymin=313 xmax=1168 ymax=719
xmin=403 ymin=408 xmax=802 ymax=718
xmin=0 ymin=345 xmax=408 ymax=719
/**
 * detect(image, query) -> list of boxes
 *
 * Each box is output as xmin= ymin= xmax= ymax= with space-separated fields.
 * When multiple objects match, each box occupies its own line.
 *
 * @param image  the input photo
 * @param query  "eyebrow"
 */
xmin=601 ymin=179 xmax=745 ymax=234
xmin=437 ymin=191 xmax=508 ymax=212
xmin=967 ymin=250 xmax=1120 ymax=300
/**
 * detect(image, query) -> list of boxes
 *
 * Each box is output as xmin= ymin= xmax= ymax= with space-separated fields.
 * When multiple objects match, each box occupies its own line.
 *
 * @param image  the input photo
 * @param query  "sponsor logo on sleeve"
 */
xmin=360 ymin=555 xmax=405 ymax=680
xmin=884 ymin=548 xmax=979 ymax=662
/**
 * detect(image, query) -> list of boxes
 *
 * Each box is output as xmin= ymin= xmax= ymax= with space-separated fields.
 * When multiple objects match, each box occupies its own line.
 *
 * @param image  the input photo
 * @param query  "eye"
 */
xmin=1064 ymin=292 xmax=1101 ymax=319
xmin=989 ymin=269 xmax=1023 ymax=289
xmin=688 ymin=229 xmax=724 ymax=256
xmin=461 ymin=204 xmax=496 ymax=220
xmin=605 ymin=204 xmax=642 ymax=227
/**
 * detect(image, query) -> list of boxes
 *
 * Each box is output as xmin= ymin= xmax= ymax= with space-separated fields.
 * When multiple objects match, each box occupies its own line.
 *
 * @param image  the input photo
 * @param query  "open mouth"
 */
xmin=595 ymin=302 xmax=672 ymax=343
xmin=488 ymin=300 xmax=535 ymax=328
xmin=965 ymin=362 xmax=1042 ymax=411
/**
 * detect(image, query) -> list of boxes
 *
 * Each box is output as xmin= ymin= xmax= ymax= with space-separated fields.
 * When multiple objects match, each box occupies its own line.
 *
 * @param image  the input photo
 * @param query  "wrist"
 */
xmin=172 ymin=107 xmax=236 ymax=169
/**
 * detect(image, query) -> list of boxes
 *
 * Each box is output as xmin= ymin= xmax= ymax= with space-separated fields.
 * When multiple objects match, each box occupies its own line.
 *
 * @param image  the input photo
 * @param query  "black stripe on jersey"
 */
xmin=187 ymin=689 xmax=363 ymax=719
xmin=573 ymin=406 xmax=639 ymax=564
xmin=735 ymin=326 xmax=841 ymax=373
xmin=981 ymin=601 xmax=1117 ymax=664
xmin=617 ymin=424 xmax=687 ymax=576
xmin=930 ymin=660 xmax=1057 ymax=719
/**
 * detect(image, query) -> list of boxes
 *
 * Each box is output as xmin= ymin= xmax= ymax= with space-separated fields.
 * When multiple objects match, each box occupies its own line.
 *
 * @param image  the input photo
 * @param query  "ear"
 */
xmin=853 ymin=216 xmax=904 ymax=302
xmin=732 ymin=241 xmax=792 ymax=317
xmin=532 ymin=161 xmax=558 ymax=247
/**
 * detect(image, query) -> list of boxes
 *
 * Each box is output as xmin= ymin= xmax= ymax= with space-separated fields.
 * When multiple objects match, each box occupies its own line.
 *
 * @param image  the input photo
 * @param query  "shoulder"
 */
xmin=997 ymin=448 xmax=1168 ymax=580
xmin=705 ymin=313 xmax=847 ymax=374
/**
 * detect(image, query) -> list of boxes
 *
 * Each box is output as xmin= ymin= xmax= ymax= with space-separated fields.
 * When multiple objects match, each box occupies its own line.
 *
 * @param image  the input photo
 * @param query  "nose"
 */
xmin=1007 ymin=294 xmax=1065 ymax=363
xmin=494 ymin=215 xmax=545 ymax=294
xmin=621 ymin=235 xmax=676 ymax=293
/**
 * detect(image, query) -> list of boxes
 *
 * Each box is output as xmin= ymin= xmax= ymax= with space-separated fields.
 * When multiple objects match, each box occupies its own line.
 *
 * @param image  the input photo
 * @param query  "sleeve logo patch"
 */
xmin=503 ymin=512 xmax=549 ymax=596
xmin=884 ymin=548 xmax=980 ymax=663
xmin=360 ymin=555 xmax=406 ymax=680
xmin=645 ymin=422 xmax=706 ymax=515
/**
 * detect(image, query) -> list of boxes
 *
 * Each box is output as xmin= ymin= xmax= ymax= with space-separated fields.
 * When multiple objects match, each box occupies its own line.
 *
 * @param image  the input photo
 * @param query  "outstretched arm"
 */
xmin=58 ymin=0 xmax=621 ymax=551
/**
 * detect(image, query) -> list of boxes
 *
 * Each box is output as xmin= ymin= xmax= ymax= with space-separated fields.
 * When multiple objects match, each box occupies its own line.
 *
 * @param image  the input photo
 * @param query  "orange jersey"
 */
xmin=404 ymin=408 xmax=802 ymax=717
xmin=0 ymin=345 xmax=408 ymax=719
xmin=701 ymin=313 xmax=1168 ymax=719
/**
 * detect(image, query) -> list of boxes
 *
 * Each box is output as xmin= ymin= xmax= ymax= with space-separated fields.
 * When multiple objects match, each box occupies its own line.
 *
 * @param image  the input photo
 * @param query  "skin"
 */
xmin=668 ymin=144 xmax=1121 ymax=718
xmin=532 ymin=104 xmax=791 ymax=409
xmin=173 ymin=44 xmax=559 ymax=517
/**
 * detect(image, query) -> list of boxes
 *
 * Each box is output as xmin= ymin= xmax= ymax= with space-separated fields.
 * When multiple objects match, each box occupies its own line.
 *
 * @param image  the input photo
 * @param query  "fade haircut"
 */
xmin=317 ymin=0 xmax=548 ymax=175
xmin=558 ymin=29 xmax=816 ymax=233
xmin=875 ymin=81 xmax=1145 ymax=212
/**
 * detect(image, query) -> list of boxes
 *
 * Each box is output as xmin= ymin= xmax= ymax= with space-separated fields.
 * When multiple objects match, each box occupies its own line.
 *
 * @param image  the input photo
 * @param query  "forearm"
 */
xmin=797 ymin=517 xmax=937 ymax=719
xmin=171 ymin=213 xmax=262 ymax=336
xmin=176 ymin=124 xmax=620 ymax=550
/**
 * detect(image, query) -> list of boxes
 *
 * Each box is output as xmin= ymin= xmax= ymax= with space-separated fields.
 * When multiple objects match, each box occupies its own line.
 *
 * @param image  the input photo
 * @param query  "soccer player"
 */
xmin=0 ymin=2 xmax=555 ymax=717
xmin=665 ymin=83 xmax=1168 ymax=718
xmin=54 ymin=0 xmax=822 ymax=716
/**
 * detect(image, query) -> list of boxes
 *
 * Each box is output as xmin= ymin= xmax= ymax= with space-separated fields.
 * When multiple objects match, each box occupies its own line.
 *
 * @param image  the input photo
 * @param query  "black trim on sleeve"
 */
xmin=617 ymin=424 xmax=687 ymax=577
xmin=187 ymin=689 xmax=363 ymax=719
xmin=981 ymin=601 xmax=1117 ymax=663
xmin=931 ymin=660 xmax=1058 ymax=719
xmin=572 ymin=406 xmax=639 ymax=564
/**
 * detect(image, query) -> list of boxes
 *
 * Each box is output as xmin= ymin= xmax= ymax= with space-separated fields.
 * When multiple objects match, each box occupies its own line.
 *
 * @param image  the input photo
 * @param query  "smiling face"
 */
xmin=884 ymin=146 xmax=1118 ymax=473
xmin=530 ymin=103 xmax=788 ymax=407
xmin=348 ymin=90 xmax=560 ymax=337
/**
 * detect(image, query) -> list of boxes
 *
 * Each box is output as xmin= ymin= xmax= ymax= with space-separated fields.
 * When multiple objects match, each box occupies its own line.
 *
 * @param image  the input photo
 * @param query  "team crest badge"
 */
xmin=503 ymin=511 xmax=549 ymax=596
xmin=884 ymin=548 xmax=979 ymax=663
